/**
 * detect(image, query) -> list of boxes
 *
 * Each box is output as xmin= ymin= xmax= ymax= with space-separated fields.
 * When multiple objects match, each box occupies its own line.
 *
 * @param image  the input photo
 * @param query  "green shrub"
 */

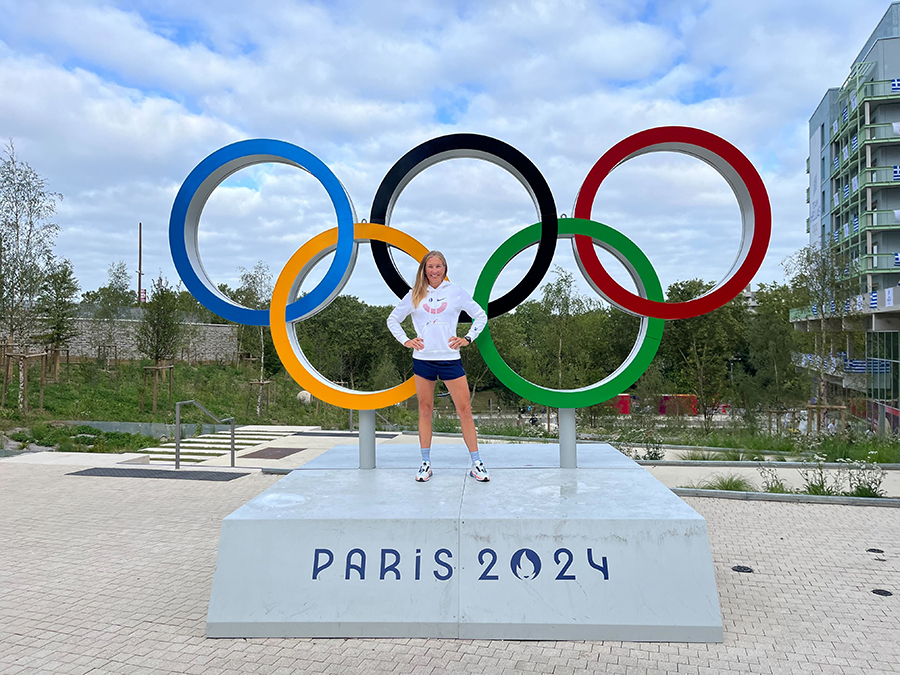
xmin=677 ymin=449 xmax=717 ymax=461
xmin=29 ymin=422 xmax=52 ymax=442
xmin=696 ymin=473 xmax=757 ymax=492
xmin=432 ymin=416 xmax=460 ymax=433
xmin=798 ymin=454 xmax=843 ymax=496
xmin=757 ymin=466 xmax=793 ymax=493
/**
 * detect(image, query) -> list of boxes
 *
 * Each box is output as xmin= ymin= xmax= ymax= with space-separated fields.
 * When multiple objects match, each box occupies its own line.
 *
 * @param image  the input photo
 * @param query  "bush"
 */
xmin=798 ymin=454 xmax=843 ymax=496
xmin=757 ymin=466 xmax=793 ymax=493
xmin=6 ymin=423 xmax=159 ymax=454
xmin=838 ymin=453 xmax=887 ymax=498
xmin=678 ymin=449 xmax=717 ymax=461
xmin=695 ymin=473 xmax=757 ymax=492
xmin=432 ymin=416 xmax=460 ymax=433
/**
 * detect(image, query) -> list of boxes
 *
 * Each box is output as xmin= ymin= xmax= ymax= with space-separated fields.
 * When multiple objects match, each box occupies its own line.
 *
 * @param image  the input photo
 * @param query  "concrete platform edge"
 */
xmin=458 ymin=622 xmax=724 ymax=642
xmin=207 ymin=621 xmax=460 ymax=639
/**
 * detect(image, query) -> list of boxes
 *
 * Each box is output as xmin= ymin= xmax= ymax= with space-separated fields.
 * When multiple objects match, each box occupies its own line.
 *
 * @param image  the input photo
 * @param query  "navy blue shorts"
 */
xmin=412 ymin=359 xmax=466 ymax=382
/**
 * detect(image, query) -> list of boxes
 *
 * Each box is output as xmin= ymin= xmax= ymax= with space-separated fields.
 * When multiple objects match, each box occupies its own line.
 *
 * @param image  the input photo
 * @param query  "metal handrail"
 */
xmin=374 ymin=409 xmax=398 ymax=431
xmin=175 ymin=400 xmax=236 ymax=470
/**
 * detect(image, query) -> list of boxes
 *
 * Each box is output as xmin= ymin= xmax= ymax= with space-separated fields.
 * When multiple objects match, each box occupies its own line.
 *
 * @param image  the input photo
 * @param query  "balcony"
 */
xmin=790 ymin=307 xmax=815 ymax=321
xmin=858 ymin=166 xmax=900 ymax=189
xmin=791 ymin=352 xmax=865 ymax=376
xmin=866 ymin=123 xmax=897 ymax=141
xmin=862 ymin=80 xmax=900 ymax=98
xmin=864 ymin=252 xmax=900 ymax=270
xmin=869 ymin=210 xmax=900 ymax=227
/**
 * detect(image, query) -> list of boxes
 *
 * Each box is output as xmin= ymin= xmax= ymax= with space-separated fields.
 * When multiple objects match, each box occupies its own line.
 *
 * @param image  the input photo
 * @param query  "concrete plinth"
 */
xmin=207 ymin=444 xmax=723 ymax=641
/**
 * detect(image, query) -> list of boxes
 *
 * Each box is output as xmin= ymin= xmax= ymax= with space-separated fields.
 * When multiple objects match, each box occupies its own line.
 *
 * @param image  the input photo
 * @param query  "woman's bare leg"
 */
xmin=414 ymin=375 xmax=436 ymax=451
xmin=445 ymin=375 xmax=478 ymax=454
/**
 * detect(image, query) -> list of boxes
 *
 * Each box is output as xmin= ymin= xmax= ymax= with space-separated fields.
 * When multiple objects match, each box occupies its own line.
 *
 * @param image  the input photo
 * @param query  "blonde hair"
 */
xmin=411 ymin=250 xmax=448 ymax=308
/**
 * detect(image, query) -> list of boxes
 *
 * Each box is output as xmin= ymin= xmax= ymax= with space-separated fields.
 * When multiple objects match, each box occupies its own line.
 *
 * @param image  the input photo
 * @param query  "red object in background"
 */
xmin=658 ymin=395 xmax=698 ymax=416
xmin=614 ymin=394 xmax=631 ymax=415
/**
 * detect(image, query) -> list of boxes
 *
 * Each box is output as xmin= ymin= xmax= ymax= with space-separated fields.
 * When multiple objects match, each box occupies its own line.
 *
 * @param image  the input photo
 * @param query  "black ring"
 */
xmin=369 ymin=133 xmax=558 ymax=319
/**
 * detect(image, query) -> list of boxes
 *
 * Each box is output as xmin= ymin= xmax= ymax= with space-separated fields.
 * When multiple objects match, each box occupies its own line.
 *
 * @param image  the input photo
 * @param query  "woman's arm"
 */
xmin=386 ymin=292 xmax=415 ymax=345
xmin=459 ymin=288 xmax=488 ymax=343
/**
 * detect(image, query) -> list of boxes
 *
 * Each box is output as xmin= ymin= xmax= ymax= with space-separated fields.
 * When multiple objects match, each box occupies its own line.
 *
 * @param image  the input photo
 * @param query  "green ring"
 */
xmin=473 ymin=217 xmax=664 ymax=408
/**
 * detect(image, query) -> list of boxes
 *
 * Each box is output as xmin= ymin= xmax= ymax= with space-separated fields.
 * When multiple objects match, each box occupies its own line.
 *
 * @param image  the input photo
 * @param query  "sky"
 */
xmin=0 ymin=0 xmax=893 ymax=312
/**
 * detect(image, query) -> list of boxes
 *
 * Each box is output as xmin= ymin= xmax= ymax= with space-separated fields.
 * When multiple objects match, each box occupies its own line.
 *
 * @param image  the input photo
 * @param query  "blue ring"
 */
xmin=168 ymin=139 xmax=355 ymax=326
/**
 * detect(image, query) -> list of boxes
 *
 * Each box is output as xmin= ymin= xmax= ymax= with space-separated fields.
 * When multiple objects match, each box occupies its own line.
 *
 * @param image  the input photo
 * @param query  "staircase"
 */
xmin=142 ymin=425 xmax=319 ymax=464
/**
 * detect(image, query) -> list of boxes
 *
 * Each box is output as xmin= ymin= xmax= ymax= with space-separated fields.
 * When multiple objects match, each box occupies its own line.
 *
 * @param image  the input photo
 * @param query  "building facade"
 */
xmin=799 ymin=3 xmax=900 ymax=429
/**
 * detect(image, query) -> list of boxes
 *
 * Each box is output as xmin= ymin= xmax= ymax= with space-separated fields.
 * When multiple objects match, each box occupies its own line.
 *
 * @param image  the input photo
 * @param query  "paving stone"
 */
xmin=1 ymin=463 xmax=898 ymax=674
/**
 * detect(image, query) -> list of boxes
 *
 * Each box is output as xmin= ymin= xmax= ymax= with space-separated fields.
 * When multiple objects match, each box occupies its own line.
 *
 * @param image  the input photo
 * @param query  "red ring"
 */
xmin=573 ymin=126 xmax=771 ymax=320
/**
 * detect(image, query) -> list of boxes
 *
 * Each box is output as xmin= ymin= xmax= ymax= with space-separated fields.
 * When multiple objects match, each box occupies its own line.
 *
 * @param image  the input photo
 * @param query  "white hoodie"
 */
xmin=386 ymin=280 xmax=488 ymax=361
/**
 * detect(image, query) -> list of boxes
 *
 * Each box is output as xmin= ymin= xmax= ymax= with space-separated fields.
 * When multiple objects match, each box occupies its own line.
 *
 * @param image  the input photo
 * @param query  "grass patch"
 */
xmin=692 ymin=473 xmax=758 ymax=492
xmin=6 ymin=423 xmax=159 ymax=454
xmin=677 ymin=449 xmax=717 ymax=461
xmin=432 ymin=416 xmax=461 ymax=433
xmin=0 ymin=361 xmax=418 ymax=432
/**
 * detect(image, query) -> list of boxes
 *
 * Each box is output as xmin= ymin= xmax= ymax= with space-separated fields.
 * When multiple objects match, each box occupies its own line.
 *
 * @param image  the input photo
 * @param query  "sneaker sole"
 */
xmin=416 ymin=474 xmax=432 ymax=482
xmin=469 ymin=470 xmax=490 ymax=482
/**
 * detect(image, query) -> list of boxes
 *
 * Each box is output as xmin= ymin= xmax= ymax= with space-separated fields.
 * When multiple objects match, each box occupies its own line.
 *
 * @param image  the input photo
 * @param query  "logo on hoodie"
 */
xmin=423 ymin=296 xmax=448 ymax=315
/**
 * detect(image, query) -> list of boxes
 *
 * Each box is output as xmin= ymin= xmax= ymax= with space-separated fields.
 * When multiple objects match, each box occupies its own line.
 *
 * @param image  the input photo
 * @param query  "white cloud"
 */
xmin=0 ymin=0 xmax=885 ymax=313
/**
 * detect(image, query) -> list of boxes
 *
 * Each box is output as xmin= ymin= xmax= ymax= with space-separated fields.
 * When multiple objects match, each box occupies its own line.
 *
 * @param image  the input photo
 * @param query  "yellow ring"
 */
xmin=270 ymin=222 xmax=430 ymax=409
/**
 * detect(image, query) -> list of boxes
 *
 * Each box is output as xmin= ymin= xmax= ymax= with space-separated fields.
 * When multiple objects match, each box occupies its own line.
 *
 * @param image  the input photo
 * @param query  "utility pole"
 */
xmin=137 ymin=222 xmax=143 ymax=306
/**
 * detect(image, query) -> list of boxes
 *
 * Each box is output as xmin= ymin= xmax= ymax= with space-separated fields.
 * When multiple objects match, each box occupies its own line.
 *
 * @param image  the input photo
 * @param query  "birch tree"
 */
xmin=235 ymin=262 xmax=273 ymax=416
xmin=0 ymin=140 xmax=62 ymax=409
xmin=0 ymin=140 xmax=61 ymax=341
xmin=783 ymin=244 xmax=857 ymax=406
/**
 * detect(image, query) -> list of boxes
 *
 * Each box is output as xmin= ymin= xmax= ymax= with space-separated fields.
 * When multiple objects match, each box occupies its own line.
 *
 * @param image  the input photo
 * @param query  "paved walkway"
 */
xmin=1 ymin=439 xmax=899 ymax=674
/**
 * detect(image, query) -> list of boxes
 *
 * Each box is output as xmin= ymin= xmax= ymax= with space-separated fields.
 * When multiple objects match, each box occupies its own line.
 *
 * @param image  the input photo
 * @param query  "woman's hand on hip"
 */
xmin=448 ymin=336 xmax=469 ymax=350
xmin=405 ymin=337 xmax=425 ymax=351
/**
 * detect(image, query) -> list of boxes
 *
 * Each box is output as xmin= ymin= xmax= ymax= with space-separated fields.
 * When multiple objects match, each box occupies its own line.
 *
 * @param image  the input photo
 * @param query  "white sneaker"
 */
xmin=415 ymin=461 xmax=432 ymax=482
xmin=470 ymin=460 xmax=490 ymax=482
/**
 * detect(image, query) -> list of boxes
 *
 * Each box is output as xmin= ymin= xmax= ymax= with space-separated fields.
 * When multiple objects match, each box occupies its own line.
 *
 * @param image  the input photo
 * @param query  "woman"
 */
xmin=387 ymin=251 xmax=489 ymax=483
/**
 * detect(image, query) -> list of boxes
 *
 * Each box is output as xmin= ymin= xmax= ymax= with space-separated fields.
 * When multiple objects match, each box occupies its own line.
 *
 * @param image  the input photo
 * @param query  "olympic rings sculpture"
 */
xmin=169 ymin=127 xmax=771 ymax=411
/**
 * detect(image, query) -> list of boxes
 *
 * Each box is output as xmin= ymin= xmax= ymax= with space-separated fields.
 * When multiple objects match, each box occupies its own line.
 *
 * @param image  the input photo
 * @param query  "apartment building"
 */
xmin=799 ymin=3 xmax=900 ymax=428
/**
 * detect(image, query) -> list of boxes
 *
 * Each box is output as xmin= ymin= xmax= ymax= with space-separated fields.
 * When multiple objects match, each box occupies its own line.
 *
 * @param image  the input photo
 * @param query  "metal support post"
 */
xmin=878 ymin=402 xmax=887 ymax=436
xmin=175 ymin=401 xmax=182 ymax=470
xmin=359 ymin=409 xmax=376 ymax=469
xmin=230 ymin=418 xmax=236 ymax=467
xmin=559 ymin=408 xmax=577 ymax=468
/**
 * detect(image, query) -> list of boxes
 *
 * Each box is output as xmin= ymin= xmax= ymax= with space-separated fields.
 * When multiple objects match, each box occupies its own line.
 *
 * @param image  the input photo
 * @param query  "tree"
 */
xmin=176 ymin=287 xmax=226 ymax=324
xmin=35 ymin=257 xmax=80 ymax=376
xmin=83 ymin=261 xmax=134 ymax=346
xmin=136 ymin=275 xmax=182 ymax=364
xmin=657 ymin=279 xmax=747 ymax=434
xmin=0 ymin=140 xmax=62 ymax=342
xmin=370 ymin=352 xmax=402 ymax=392
xmin=511 ymin=267 xmax=599 ymax=394
xmin=539 ymin=267 xmax=593 ymax=389
xmin=743 ymin=282 xmax=806 ymax=409
xmin=0 ymin=140 xmax=63 ymax=409
xmin=235 ymin=261 xmax=274 ymax=415
xmin=460 ymin=310 xmax=527 ymax=404
xmin=783 ymin=244 xmax=860 ymax=406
